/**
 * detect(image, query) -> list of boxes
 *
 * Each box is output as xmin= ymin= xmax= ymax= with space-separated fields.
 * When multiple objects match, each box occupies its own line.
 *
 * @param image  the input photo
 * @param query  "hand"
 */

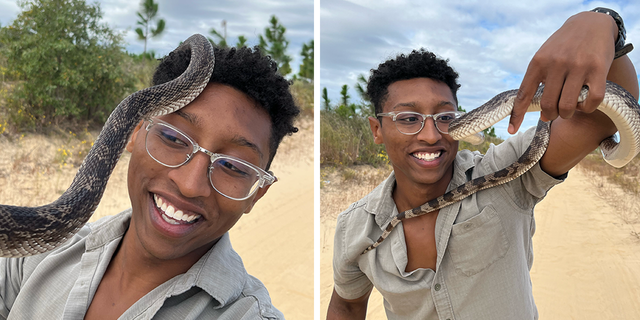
xmin=508 ymin=11 xmax=619 ymax=134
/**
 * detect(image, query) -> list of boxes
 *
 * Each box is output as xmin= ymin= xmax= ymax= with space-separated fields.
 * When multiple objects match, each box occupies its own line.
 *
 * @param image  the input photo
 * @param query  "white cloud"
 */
xmin=321 ymin=0 xmax=640 ymax=138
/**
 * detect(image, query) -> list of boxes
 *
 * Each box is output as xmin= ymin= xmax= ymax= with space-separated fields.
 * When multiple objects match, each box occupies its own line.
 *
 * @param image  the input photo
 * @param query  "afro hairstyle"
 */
xmin=367 ymin=49 xmax=461 ymax=116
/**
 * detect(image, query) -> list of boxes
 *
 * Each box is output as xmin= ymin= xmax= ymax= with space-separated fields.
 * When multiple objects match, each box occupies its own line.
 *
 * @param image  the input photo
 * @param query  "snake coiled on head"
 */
xmin=0 ymin=34 xmax=215 ymax=257
xmin=362 ymin=81 xmax=640 ymax=254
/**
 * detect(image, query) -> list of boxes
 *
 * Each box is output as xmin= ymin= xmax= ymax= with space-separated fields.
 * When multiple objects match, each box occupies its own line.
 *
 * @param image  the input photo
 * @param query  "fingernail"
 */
xmin=508 ymin=123 xmax=515 ymax=134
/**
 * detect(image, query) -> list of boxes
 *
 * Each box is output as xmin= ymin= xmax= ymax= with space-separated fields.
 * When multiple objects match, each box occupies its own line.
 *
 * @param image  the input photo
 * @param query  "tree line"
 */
xmin=0 ymin=0 xmax=313 ymax=132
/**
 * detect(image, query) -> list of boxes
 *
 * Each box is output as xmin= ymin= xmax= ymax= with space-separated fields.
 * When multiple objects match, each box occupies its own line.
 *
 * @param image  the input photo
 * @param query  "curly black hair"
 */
xmin=152 ymin=45 xmax=299 ymax=170
xmin=367 ymin=49 xmax=461 ymax=116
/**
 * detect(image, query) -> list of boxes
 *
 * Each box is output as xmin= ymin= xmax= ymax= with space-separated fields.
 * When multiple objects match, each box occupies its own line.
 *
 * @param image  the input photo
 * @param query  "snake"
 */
xmin=362 ymin=80 xmax=640 ymax=254
xmin=0 ymin=34 xmax=215 ymax=257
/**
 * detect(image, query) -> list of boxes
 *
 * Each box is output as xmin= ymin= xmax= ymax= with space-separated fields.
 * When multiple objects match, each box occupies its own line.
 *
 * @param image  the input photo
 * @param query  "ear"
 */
xmin=126 ymin=121 xmax=145 ymax=153
xmin=243 ymin=184 xmax=273 ymax=214
xmin=368 ymin=116 xmax=384 ymax=145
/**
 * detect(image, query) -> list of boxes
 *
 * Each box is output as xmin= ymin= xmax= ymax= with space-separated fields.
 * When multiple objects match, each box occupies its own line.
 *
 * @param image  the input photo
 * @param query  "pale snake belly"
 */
xmin=362 ymin=81 xmax=640 ymax=254
xmin=0 ymin=34 xmax=215 ymax=257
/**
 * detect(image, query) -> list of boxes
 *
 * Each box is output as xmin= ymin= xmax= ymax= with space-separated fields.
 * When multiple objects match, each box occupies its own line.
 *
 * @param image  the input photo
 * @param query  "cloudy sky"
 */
xmin=320 ymin=0 xmax=640 ymax=138
xmin=0 ymin=0 xmax=314 ymax=75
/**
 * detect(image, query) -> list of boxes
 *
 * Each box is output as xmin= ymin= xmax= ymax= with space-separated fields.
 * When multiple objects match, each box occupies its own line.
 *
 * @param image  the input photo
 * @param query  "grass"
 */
xmin=577 ymin=152 xmax=640 ymax=227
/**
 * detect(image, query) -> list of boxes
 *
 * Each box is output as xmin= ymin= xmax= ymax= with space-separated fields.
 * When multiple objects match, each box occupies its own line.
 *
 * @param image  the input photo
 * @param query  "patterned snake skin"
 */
xmin=0 ymin=34 xmax=215 ymax=257
xmin=362 ymin=81 xmax=640 ymax=254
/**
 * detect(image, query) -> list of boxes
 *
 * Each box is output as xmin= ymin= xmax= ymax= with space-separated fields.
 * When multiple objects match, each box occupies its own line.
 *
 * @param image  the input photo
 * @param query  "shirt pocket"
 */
xmin=447 ymin=205 xmax=509 ymax=276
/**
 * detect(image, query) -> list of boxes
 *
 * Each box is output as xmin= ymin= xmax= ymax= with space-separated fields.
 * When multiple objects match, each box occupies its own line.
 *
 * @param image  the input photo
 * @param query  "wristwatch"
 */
xmin=591 ymin=7 xmax=633 ymax=59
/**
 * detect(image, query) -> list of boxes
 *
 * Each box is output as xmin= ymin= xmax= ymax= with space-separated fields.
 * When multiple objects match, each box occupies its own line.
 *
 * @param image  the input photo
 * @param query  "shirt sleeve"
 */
xmin=332 ymin=204 xmax=374 ymax=300
xmin=480 ymin=126 xmax=566 ymax=208
xmin=0 ymin=257 xmax=24 ymax=319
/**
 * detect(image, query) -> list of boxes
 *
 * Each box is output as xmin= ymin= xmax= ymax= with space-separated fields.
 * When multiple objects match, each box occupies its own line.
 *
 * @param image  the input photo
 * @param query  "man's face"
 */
xmin=125 ymin=83 xmax=272 ymax=261
xmin=369 ymin=77 xmax=459 ymax=189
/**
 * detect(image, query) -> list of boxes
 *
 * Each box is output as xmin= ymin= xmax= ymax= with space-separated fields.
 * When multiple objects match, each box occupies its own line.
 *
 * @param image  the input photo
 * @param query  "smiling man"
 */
xmin=0 ymin=45 xmax=299 ymax=319
xmin=327 ymin=8 xmax=639 ymax=320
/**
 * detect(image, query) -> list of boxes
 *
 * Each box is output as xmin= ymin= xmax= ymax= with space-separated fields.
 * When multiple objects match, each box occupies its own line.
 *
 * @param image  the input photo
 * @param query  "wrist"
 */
xmin=590 ymin=7 xmax=632 ymax=59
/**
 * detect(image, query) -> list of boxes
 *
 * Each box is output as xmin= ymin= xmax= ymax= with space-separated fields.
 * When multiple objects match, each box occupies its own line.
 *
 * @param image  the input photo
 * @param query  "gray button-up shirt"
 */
xmin=333 ymin=127 xmax=565 ymax=320
xmin=0 ymin=209 xmax=283 ymax=319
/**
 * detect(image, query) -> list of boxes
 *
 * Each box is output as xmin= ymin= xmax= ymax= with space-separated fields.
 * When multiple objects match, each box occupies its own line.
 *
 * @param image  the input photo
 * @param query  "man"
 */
xmin=328 ymin=8 xmax=638 ymax=319
xmin=0 ymin=44 xmax=299 ymax=319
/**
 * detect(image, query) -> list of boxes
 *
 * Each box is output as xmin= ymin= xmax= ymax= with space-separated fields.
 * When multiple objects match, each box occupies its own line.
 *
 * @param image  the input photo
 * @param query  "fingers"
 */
xmin=510 ymin=65 xmax=541 ymax=134
xmin=511 ymin=64 xmax=606 ymax=135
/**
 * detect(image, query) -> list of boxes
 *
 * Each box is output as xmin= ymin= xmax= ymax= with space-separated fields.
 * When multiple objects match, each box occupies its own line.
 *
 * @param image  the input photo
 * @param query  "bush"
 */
xmin=321 ymin=110 xmax=388 ymax=167
xmin=0 ymin=0 xmax=136 ymax=130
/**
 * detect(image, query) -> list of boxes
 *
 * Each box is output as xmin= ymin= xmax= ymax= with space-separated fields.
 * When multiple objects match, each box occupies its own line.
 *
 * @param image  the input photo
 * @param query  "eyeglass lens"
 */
xmin=394 ymin=112 xmax=457 ymax=134
xmin=145 ymin=123 xmax=262 ymax=200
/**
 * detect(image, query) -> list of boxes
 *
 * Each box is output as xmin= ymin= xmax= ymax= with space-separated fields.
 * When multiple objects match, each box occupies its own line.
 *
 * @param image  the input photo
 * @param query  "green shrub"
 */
xmin=0 ymin=0 xmax=136 ymax=130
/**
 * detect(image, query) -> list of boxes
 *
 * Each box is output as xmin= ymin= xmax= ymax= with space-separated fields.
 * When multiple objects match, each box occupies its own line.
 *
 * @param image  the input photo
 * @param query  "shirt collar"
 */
xmin=367 ymin=149 xmax=478 ymax=229
xmin=85 ymin=209 xmax=249 ymax=308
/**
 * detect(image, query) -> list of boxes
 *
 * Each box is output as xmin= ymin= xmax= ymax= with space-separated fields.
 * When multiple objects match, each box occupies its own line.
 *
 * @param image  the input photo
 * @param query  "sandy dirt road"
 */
xmin=320 ymin=167 xmax=640 ymax=319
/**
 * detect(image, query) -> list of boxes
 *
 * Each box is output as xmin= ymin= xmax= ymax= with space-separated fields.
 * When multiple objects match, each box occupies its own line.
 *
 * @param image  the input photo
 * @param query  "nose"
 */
xmin=167 ymin=151 xmax=212 ymax=198
xmin=415 ymin=116 xmax=442 ymax=144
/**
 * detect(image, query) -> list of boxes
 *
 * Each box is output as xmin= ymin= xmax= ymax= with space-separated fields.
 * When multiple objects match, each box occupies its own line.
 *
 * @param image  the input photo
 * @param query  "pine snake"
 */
xmin=362 ymin=81 xmax=640 ymax=254
xmin=0 ymin=34 xmax=214 ymax=257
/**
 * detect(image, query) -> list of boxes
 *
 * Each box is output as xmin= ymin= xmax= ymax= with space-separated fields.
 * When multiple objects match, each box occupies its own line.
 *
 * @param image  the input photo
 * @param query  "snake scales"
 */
xmin=362 ymin=80 xmax=640 ymax=254
xmin=0 ymin=34 xmax=214 ymax=257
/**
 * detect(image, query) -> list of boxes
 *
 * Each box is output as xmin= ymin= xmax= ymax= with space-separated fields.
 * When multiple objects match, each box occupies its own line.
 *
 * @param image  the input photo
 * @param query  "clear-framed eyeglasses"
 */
xmin=376 ymin=111 xmax=465 ymax=135
xmin=144 ymin=118 xmax=276 ymax=201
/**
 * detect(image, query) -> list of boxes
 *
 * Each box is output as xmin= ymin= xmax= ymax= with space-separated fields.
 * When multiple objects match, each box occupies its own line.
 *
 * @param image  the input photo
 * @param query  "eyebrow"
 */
xmin=175 ymin=109 xmax=203 ymax=127
xmin=231 ymin=135 xmax=264 ymax=162
xmin=175 ymin=109 xmax=264 ymax=161
xmin=392 ymin=100 xmax=456 ymax=110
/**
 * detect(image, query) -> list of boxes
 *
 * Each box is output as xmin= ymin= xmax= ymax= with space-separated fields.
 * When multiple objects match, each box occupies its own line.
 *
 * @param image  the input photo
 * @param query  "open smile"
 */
xmin=411 ymin=151 xmax=442 ymax=162
xmin=152 ymin=193 xmax=201 ymax=225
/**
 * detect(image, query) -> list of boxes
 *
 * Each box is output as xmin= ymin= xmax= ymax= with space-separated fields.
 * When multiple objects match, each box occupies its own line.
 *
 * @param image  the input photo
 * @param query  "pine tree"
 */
xmin=134 ymin=0 xmax=165 ymax=54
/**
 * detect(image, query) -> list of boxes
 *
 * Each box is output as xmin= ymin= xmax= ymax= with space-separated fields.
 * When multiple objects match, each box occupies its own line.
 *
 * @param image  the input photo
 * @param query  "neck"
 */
xmin=106 ymin=230 xmax=212 ymax=292
xmin=392 ymin=164 xmax=454 ymax=213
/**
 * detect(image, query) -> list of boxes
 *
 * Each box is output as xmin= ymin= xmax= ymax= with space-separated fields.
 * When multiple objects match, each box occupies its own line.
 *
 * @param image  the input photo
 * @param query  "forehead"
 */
xmin=383 ymin=78 xmax=456 ymax=113
xmin=171 ymin=83 xmax=272 ymax=164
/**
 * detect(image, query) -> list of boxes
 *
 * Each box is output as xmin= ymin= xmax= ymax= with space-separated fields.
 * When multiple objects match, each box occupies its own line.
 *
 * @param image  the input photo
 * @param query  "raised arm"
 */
xmin=508 ymin=9 xmax=639 ymax=177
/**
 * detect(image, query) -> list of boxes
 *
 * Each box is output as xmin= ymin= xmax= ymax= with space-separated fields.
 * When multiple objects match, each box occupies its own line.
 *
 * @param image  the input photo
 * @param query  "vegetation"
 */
xmin=135 ymin=0 xmax=166 ymax=54
xmin=0 ymin=2 xmax=311 ymax=135
xmin=259 ymin=16 xmax=292 ymax=76
xmin=579 ymin=151 xmax=640 ymax=195
xmin=0 ymin=0 xmax=136 ymax=130
xmin=298 ymin=40 xmax=313 ymax=81
xmin=209 ymin=20 xmax=248 ymax=49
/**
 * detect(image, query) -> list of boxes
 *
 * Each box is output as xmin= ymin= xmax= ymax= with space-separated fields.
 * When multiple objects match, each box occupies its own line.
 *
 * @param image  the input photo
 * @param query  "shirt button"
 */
xmin=434 ymin=283 xmax=441 ymax=291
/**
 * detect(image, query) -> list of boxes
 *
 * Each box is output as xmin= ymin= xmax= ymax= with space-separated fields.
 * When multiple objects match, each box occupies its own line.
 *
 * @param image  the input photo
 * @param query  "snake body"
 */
xmin=0 ymin=34 xmax=214 ymax=257
xmin=362 ymin=81 xmax=640 ymax=254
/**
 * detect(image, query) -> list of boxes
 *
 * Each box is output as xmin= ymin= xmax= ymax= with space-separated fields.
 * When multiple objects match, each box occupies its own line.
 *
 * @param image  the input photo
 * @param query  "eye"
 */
xmin=396 ymin=113 xmax=423 ymax=123
xmin=218 ymin=159 xmax=251 ymax=177
xmin=157 ymin=127 xmax=189 ymax=148
xmin=436 ymin=113 xmax=457 ymax=122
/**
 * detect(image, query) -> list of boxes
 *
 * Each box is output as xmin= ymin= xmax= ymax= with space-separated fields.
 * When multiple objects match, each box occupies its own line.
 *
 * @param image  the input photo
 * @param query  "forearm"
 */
xmin=326 ymin=288 xmax=370 ymax=320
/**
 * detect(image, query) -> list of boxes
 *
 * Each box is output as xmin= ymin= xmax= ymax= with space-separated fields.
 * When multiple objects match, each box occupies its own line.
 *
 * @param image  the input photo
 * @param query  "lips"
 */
xmin=153 ymin=193 xmax=201 ymax=225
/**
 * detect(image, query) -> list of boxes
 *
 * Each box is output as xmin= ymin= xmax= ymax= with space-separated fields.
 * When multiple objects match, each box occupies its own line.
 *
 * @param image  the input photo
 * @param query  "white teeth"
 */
xmin=152 ymin=193 xmax=201 ymax=224
xmin=413 ymin=151 xmax=441 ymax=162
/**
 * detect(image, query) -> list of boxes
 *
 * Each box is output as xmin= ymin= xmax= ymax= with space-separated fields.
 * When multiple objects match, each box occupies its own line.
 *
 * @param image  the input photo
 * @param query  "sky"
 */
xmin=0 ymin=0 xmax=314 ymax=75
xmin=320 ymin=0 xmax=640 ymax=138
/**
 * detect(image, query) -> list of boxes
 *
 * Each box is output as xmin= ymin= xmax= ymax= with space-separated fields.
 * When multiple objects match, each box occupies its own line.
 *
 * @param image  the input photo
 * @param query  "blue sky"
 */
xmin=0 ymin=0 xmax=313 ymax=76
xmin=320 ymin=0 xmax=640 ymax=138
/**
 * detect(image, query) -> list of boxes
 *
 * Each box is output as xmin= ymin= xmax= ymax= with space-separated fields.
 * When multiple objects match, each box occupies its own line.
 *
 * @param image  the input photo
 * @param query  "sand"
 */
xmin=0 ymin=117 xmax=314 ymax=319
xmin=320 ymin=167 xmax=640 ymax=319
